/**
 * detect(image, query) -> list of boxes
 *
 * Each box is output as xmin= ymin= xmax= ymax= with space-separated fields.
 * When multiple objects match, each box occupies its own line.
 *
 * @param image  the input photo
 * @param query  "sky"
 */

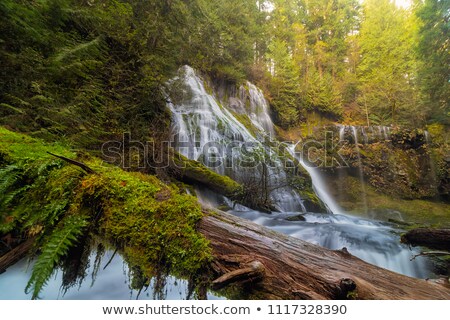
xmin=395 ymin=0 xmax=412 ymax=9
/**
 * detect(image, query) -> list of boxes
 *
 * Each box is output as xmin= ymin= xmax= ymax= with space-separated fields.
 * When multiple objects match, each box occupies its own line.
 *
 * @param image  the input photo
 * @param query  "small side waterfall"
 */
xmin=288 ymin=145 xmax=344 ymax=215
xmin=351 ymin=126 xmax=369 ymax=214
xmin=245 ymin=82 xmax=276 ymax=137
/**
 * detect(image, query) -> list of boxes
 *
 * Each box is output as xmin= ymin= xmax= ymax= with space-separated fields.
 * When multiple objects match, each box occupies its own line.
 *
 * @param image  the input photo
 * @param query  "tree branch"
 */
xmin=47 ymin=152 xmax=95 ymax=174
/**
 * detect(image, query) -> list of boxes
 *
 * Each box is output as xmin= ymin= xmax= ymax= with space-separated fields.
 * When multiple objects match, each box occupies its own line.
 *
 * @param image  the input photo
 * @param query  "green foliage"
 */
xmin=267 ymin=39 xmax=301 ymax=128
xmin=265 ymin=0 xmax=360 ymax=124
xmin=0 ymin=128 xmax=211 ymax=298
xmin=25 ymin=215 xmax=88 ymax=300
xmin=416 ymin=0 xmax=450 ymax=124
xmin=304 ymin=70 xmax=343 ymax=117
xmin=357 ymin=0 xmax=419 ymax=126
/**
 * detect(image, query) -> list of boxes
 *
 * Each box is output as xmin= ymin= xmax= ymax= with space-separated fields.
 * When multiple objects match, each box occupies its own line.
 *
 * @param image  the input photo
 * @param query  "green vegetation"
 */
xmin=1 ymin=0 xmax=448 ymax=139
xmin=172 ymin=152 xmax=242 ymax=197
xmin=357 ymin=0 xmax=419 ymax=126
xmin=0 ymin=128 xmax=211 ymax=299
xmin=416 ymin=0 xmax=450 ymax=124
xmin=331 ymin=174 xmax=450 ymax=228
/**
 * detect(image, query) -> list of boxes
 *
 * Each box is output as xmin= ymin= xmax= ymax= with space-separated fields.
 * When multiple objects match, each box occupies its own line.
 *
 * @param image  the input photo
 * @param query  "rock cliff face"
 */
xmin=308 ymin=125 xmax=449 ymax=202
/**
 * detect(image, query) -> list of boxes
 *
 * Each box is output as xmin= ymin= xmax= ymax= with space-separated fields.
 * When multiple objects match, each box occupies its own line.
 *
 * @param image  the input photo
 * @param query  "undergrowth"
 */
xmin=0 ymin=127 xmax=211 ymax=299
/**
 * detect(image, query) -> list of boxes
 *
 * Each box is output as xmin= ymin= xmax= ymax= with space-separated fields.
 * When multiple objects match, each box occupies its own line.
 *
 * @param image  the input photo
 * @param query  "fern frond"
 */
xmin=53 ymin=37 xmax=103 ymax=63
xmin=25 ymin=215 xmax=88 ymax=299
xmin=0 ymin=103 xmax=25 ymax=114
xmin=0 ymin=165 xmax=23 ymax=195
xmin=1 ymin=185 xmax=30 ymax=207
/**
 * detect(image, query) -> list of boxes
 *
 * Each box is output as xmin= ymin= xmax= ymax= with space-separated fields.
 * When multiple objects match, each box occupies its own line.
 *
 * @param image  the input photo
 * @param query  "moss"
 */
xmin=172 ymin=152 xmax=241 ymax=196
xmin=0 ymin=127 xmax=212 ymax=291
xmin=229 ymin=111 xmax=258 ymax=138
xmin=330 ymin=175 xmax=450 ymax=228
xmin=346 ymin=290 xmax=358 ymax=300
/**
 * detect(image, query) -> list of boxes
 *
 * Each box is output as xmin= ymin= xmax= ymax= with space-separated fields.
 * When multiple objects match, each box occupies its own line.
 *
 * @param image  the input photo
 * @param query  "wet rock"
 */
xmin=285 ymin=214 xmax=306 ymax=222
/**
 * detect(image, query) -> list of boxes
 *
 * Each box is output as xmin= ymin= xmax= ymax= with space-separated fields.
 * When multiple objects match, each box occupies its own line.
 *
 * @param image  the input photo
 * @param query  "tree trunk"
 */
xmin=0 ymin=238 xmax=35 ymax=274
xmin=200 ymin=211 xmax=450 ymax=300
xmin=402 ymin=228 xmax=450 ymax=251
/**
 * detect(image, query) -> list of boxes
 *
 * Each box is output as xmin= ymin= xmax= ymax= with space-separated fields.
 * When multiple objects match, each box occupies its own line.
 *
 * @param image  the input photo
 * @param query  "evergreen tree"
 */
xmin=416 ymin=0 xmax=450 ymax=124
xmin=357 ymin=0 xmax=419 ymax=125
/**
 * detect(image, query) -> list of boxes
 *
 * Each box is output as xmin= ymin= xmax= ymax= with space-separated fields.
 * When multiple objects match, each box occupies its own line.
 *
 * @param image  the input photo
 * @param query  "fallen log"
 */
xmin=401 ymin=228 xmax=450 ymax=251
xmin=199 ymin=211 xmax=450 ymax=300
xmin=0 ymin=237 xmax=35 ymax=274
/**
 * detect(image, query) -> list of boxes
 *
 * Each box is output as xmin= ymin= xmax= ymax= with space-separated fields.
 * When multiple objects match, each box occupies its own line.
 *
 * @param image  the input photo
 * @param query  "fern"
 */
xmin=1 ymin=185 xmax=30 ymax=207
xmin=0 ymin=165 xmax=22 ymax=192
xmin=0 ymin=165 xmax=24 ymax=208
xmin=25 ymin=215 xmax=88 ymax=299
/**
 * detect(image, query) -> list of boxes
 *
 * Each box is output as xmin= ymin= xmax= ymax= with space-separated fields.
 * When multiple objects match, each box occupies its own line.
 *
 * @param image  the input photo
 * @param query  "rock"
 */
xmin=286 ymin=214 xmax=306 ymax=222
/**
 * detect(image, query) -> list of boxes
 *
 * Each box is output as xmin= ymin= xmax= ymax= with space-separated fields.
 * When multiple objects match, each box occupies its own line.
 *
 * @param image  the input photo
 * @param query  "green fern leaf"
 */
xmin=25 ymin=215 xmax=88 ymax=299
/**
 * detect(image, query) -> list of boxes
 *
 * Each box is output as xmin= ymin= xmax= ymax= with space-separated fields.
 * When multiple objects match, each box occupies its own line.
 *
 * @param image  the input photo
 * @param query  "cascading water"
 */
xmin=245 ymin=82 xmax=276 ymax=137
xmin=288 ymin=145 xmax=344 ymax=215
xmin=168 ymin=66 xmax=431 ymax=279
xmin=168 ymin=66 xmax=304 ymax=212
xmin=350 ymin=126 xmax=369 ymax=214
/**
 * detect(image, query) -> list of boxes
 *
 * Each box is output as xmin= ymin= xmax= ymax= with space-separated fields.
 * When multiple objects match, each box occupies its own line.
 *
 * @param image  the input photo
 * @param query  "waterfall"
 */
xmin=424 ymin=130 xmax=431 ymax=144
xmin=288 ymin=145 xmax=344 ymax=215
xmin=339 ymin=125 xmax=346 ymax=142
xmin=350 ymin=126 xmax=369 ymax=214
xmin=245 ymin=82 xmax=276 ymax=137
xmin=168 ymin=66 xmax=431 ymax=279
xmin=168 ymin=66 xmax=304 ymax=212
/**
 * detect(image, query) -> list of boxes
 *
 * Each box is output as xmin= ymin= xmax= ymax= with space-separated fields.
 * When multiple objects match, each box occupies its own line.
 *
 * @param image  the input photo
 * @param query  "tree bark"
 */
xmin=200 ymin=211 xmax=450 ymax=300
xmin=402 ymin=228 xmax=450 ymax=251
xmin=0 ymin=238 xmax=35 ymax=274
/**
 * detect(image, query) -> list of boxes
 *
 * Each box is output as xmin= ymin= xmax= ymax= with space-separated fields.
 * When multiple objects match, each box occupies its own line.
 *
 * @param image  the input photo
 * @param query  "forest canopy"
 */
xmin=0 ymin=0 xmax=448 ymax=143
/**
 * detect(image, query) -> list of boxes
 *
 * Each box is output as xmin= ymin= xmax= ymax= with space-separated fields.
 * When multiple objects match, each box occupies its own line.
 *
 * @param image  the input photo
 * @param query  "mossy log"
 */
xmin=170 ymin=153 xmax=241 ymax=196
xmin=200 ymin=210 xmax=450 ymax=300
xmin=402 ymin=228 xmax=450 ymax=251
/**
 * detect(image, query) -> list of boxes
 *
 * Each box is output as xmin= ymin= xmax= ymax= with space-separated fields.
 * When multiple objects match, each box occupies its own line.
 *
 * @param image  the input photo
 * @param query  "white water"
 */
xmin=169 ymin=66 xmax=431 ymax=279
xmin=226 ymin=209 xmax=429 ymax=278
xmin=351 ymin=126 xmax=369 ymax=214
xmin=245 ymin=82 xmax=276 ymax=137
xmin=288 ymin=145 xmax=344 ymax=215
xmin=169 ymin=66 xmax=304 ymax=212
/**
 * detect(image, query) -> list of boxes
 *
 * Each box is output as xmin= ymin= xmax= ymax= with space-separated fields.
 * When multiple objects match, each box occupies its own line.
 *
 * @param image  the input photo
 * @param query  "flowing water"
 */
xmin=351 ymin=126 xmax=369 ymax=214
xmin=170 ymin=66 xmax=431 ymax=279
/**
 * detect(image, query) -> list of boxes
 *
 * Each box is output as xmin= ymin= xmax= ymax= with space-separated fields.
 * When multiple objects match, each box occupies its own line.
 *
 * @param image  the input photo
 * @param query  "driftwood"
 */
xmin=0 ymin=238 xmax=35 ymax=274
xmin=200 ymin=210 xmax=450 ymax=300
xmin=402 ymin=228 xmax=450 ymax=251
